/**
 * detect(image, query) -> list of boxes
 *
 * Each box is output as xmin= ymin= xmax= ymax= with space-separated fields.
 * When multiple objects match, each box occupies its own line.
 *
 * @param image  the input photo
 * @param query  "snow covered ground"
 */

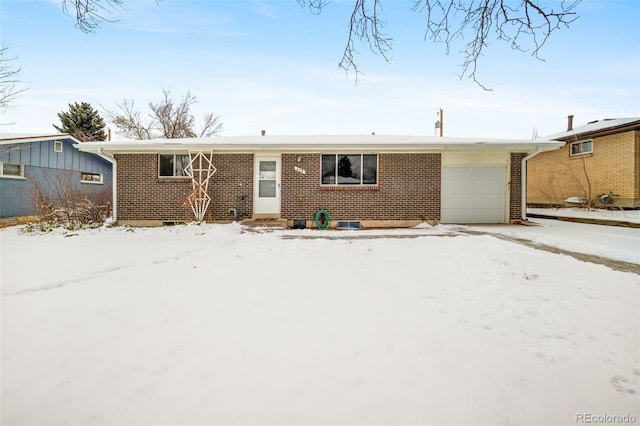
xmin=1 ymin=221 xmax=639 ymax=425
xmin=528 ymin=207 xmax=640 ymax=224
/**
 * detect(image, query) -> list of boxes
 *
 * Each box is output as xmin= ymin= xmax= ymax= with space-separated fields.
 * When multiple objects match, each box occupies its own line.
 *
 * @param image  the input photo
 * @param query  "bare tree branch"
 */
xmin=412 ymin=0 xmax=580 ymax=89
xmin=0 ymin=44 xmax=29 ymax=118
xmin=199 ymin=112 xmax=224 ymax=138
xmin=62 ymin=0 xmax=124 ymax=33
xmin=103 ymin=99 xmax=154 ymax=140
xmin=299 ymin=0 xmax=579 ymax=88
xmin=298 ymin=0 xmax=393 ymax=81
xmin=61 ymin=0 xmax=165 ymax=32
xmin=104 ymin=88 xmax=223 ymax=140
xmin=62 ymin=1 xmax=580 ymax=89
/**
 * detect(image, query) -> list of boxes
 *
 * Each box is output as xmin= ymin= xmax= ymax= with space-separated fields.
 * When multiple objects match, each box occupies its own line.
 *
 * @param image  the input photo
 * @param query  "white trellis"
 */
xmin=185 ymin=151 xmax=217 ymax=221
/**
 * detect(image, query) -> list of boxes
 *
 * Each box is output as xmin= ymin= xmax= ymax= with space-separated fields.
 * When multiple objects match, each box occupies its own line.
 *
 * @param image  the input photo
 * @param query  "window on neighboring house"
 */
xmin=0 ymin=162 xmax=24 ymax=178
xmin=158 ymin=154 xmax=190 ymax=177
xmin=54 ymin=140 xmax=63 ymax=152
xmin=570 ymin=140 xmax=593 ymax=156
xmin=321 ymin=154 xmax=378 ymax=186
xmin=81 ymin=172 xmax=103 ymax=184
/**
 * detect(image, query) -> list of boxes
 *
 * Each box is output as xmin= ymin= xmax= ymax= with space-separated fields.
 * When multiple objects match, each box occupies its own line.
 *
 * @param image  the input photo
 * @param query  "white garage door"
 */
xmin=441 ymin=166 xmax=507 ymax=224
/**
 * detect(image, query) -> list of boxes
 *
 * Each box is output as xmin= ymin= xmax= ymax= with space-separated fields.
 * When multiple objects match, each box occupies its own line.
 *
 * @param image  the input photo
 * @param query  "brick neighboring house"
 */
xmin=0 ymin=134 xmax=113 ymax=220
xmin=75 ymin=135 xmax=561 ymax=227
xmin=527 ymin=116 xmax=640 ymax=208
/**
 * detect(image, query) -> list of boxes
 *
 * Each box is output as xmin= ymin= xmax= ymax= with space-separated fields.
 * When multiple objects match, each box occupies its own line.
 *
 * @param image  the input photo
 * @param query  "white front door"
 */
xmin=253 ymin=156 xmax=281 ymax=216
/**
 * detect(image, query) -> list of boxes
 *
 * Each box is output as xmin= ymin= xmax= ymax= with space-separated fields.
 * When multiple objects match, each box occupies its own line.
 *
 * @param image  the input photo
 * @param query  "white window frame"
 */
xmin=158 ymin=154 xmax=191 ymax=178
xmin=0 ymin=162 xmax=25 ymax=179
xmin=570 ymin=140 xmax=593 ymax=156
xmin=80 ymin=172 xmax=103 ymax=184
xmin=321 ymin=153 xmax=378 ymax=186
xmin=54 ymin=140 xmax=63 ymax=153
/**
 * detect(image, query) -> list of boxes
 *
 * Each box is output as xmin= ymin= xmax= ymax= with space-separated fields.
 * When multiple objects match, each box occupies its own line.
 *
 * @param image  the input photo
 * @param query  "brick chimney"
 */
xmin=567 ymin=115 xmax=574 ymax=132
xmin=261 ymin=129 xmax=266 ymax=136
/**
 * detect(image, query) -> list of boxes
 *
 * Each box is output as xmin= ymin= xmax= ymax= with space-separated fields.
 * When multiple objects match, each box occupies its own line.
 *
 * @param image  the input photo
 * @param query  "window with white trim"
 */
xmin=81 ymin=172 xmax=103 ymax=184
xmin=159 ymin=154 xmax=190 ymax=177
xmin=321 ymin=154 xmax=378 ymax=186
xmin=0 ymin=162 xmax=24 ymax=178
xmin=570 ymin=140 xmax=593 ymax=156
xmin=54 ymin=140 xmax=63 ymax=152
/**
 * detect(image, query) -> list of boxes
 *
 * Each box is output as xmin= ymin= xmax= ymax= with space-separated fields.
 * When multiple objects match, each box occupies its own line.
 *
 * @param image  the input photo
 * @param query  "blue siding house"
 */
xmin=0 ymin=134 xmax=113 ymax=219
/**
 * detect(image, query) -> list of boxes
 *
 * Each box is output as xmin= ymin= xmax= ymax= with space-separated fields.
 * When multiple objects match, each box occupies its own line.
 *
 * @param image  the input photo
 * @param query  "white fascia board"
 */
xmin=1 ymin=133 xmax=82 ymax=145
xmin=74 ymin=136 xmax=563 ymax=155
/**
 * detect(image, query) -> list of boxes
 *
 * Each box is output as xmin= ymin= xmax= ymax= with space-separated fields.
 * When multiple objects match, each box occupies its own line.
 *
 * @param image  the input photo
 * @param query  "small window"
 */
xmin=159 ymin=154 xmax=190 ymax=177
xmin=54 ymin=140 xmax=63 ymax=153
xmin=0 ymin=162 xmax=24 ymax=178
xmin=321 ymin=154 xmax=378 ymax=186
xmin=81 ymin=172 xmax=103 ymax=184
xmin=570 ymin=140 xmax=593 ymax=156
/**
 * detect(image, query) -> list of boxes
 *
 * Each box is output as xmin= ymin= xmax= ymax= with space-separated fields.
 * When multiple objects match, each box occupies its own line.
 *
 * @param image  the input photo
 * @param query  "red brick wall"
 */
xmin=281 ymin=153 xmax=441 ymax=221
xmin=208 ymin=154 xmax=253 ymax=220
xmin=510 ymin=153 xmax=526 ymax=220
xmin=115 ymin=152 xmax=526 ymax=223
xmin=115 ymin=154 xmax=252 ymax=222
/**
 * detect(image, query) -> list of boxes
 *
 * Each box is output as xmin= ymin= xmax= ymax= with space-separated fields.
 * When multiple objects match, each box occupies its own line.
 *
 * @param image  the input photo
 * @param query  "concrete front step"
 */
xmin=240 ymin=218 xmax=288 ymax=229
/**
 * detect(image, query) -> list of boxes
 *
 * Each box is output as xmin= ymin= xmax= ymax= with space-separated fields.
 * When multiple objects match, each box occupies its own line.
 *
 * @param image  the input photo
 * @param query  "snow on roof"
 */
xmin=0 ymin=133 xmax=78 ymax=145
xmin=543 ymin=117 xmax=640 ymax=140
xmin=75 ymin=134 xmax=563 ymax=154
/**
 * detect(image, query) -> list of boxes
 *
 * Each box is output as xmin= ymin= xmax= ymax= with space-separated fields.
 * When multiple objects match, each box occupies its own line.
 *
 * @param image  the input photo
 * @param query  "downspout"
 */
xmin=97 ymin=148 xmax=117 ymax=224
xmin=521 ymin=146 xmax=542 ymax=222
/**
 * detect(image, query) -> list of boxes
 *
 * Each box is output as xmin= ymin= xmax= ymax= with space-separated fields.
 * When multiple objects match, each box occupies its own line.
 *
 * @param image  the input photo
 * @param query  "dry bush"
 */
xmin=30 ymin=170 xmax=111 ymax=229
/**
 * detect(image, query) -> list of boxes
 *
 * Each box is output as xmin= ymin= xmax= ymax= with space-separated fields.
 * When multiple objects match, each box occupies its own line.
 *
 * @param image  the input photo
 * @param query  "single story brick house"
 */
xmin=527 ymin=116 xmax=640 ymax=208
xmin=75 ymin=134 xmax=562 ymax=227
xmin=0 ymin=134 xmax=113 ymax=220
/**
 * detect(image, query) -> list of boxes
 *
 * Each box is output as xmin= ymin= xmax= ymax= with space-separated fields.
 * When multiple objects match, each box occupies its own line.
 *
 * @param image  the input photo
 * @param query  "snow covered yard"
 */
xmin=1 ymin=223 xmax=639 ymax=426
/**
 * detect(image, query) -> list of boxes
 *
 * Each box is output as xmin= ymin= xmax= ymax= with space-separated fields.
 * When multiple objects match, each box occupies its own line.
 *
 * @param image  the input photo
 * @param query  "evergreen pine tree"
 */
xmin=53 ymin=102 xmax=107 ymax=141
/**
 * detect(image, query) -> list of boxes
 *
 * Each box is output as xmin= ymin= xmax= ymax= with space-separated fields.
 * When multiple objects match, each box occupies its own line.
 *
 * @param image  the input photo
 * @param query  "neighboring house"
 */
xmin=527 ymin=116 xmax=640 ymax=208
xmin=0 ymin=134 xmax=113 ymax=219
xmin=75 ymin=134 xmax=562 ymax=227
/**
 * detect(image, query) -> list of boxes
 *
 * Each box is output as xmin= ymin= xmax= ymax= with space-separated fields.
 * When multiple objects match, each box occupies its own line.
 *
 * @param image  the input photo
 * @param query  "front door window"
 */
xmin=259 ymin=160 xmax=277 ymax=197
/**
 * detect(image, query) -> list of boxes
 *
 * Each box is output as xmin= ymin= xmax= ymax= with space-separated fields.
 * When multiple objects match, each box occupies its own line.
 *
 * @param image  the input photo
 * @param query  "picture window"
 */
xmin=321 ymin=154 xmax=378 ymax=186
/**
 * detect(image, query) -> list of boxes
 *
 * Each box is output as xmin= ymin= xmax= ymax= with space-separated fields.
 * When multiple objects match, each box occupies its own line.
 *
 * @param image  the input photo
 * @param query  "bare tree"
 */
xmin=63 ymin=0 xmax=580 ymax=88
xmin=0 ymin=44 xmax=28 ymax=117
xmin=298 ymin=0 xmax=580 ymax=88
xmin=104 ymin=89 xmax=223 ymax=140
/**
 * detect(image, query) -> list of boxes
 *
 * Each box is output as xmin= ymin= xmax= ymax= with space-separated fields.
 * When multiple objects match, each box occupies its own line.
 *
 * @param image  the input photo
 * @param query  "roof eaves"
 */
xmin=544 ymin=118 xmax=640 ymax=141
xmin=0 ymin=133 xmax=83 ymax=145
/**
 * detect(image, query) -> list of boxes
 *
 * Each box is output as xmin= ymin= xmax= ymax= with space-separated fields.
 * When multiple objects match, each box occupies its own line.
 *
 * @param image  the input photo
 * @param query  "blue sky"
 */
xmin=1 ymin=0 xmax=639 ymax=139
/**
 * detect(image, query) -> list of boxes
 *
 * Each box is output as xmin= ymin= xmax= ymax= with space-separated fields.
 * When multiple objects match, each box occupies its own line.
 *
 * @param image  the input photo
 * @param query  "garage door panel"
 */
xmin=445 ymin=180 xmax=502 ymax=193
xmin=443 ymin=193 xmax=504 ymax=205
xmin=442 ymin=208 xmax=505 ymax=224
xmin=441 ymin=166 xmax=506 ymax=224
